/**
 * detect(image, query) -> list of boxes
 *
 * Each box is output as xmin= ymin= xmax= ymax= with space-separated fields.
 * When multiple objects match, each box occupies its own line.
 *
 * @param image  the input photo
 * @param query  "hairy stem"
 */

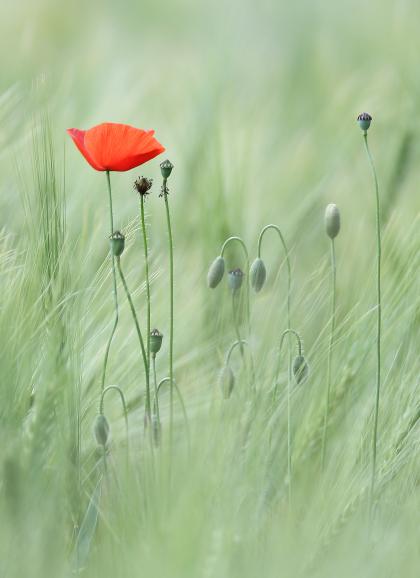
xmin=140 ymin=195 xmax=151 ymax=393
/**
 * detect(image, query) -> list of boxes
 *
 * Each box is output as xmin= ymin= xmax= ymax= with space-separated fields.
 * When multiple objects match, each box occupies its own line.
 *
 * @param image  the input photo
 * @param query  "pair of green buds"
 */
xmin=207 ymin=258 xmax=245 ymax=292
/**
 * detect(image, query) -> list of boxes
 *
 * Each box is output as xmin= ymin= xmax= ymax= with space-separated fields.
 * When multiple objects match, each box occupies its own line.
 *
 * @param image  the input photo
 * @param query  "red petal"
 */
xmin=83 ymin=123 xmax=165 ymax=172
xmin=67 ymin=128 xmax=105 ymax=171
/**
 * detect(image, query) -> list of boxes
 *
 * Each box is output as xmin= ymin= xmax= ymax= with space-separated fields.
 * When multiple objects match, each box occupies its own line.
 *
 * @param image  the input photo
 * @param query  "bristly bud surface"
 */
xmin=250 ymin=258 xmax=267 ymax=292
xmin=207 ymin=256 xmax=225 ymax=288
xmin=325 ymin=204 xmax=341 ymax=239
xmin=357 ymin=112 xmax=372 ymax=132
xmin=228 ymin=268 xmax=244 ymax=292
xmin=109 ymin=230 xmax=125 ymax=257
xmin=134 ymin=176 xmax=153 ymax=196
xmin=150 ymin=328 xmax=163 ymax=356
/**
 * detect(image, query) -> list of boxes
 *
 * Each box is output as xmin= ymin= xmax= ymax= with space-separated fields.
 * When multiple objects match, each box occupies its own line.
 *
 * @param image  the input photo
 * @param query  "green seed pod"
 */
xmin=207 ymin=256 xmax=225 ymax=288
xmin=109 ymin=231 xmax=125 ymax=257
xmin=228 ymin=268 xmax=244 ymax=292
xmin=219 ymin=365 xmax=235 ymax=399
xmin=292 ymin=355 xmax=309 ymax=385
xmin=150 ymin=328 xmax=163 ymax=356
xmin=160 ymin=159 xmax=174 ymax=179
xmin=93 ymin=414 xmax=110 ymax=446
xmin=250 ymin=258 xmax=267 ymax=292
xmin=325 ymin=204 xmax=341 ymax=239
xmin=357 ymin=112 xmax=372 ymax=132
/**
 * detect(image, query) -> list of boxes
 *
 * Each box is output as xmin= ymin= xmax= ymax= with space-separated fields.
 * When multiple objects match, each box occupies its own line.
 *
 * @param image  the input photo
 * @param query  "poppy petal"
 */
xmin=84 ymin=123 xmax=165 ymax=172
xmin=67 ymin=128 xmax=105 ymax=171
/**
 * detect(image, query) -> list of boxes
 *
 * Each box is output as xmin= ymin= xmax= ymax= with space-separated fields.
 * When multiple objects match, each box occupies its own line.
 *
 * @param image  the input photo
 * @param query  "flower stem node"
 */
xmin=207 ymin=256 xmax=225 ymax=288
xmin=325 ymin=204 xmax=341 ymax=239
xmin=109 ymin=231 xmax=125 ymax=257
xmin=250 ymin=258 xmax=267 ymax=292
xmin=219 ymin=365 xmax=235 ymax=399
xmin=93 ymin=414 xmax=110 ymax=446
xmin=160 ymin=159 xmax=174 ymax=180
xmin=357 ymin=112 xmax=372 ymax=133
xmin=292 ymin=355 xmax=309 ymax=385
xmin=150 ymin=329 xmax=163 ymax=356
xmin=228 ymin=268 xmax=244 ymax=292
xmin=134 ymin=176 xmax=153 ymax=196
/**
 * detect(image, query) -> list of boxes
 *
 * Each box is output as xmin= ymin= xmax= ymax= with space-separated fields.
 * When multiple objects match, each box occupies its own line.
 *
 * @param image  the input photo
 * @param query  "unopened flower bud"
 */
xmin=207 ymin=256 xmax=225 ymax=288
xmin=219 ymin=365 xmax=235 ymax=399
xmin=250 ymin=258 xmax=267 ymax=292
xmin=292 ymin=355 xmax=309 ymax=385
xmin=93 ymin=414 xmax=110 ymax=446
xmin=228 ymin=268 xmax=244 ymax=292
xmin=325 ymin=204 xmax=341 ymax=239
xmin=357 ymin=112 xmax=372 ymax=132
xmin=134 ymin=176 xmax=153 ymax=196
xmin=150 ymin=329 xmax=163 ymax=356
xmin=160 ymin=159 xmax=174 ymax=179
xmin=109 ymin=231 xmax=125 ymax=257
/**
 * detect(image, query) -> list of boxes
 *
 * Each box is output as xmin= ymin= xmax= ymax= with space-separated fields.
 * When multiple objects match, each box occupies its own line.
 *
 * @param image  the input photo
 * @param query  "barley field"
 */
xmin=0 ymin=1 xmax=419 ymax=577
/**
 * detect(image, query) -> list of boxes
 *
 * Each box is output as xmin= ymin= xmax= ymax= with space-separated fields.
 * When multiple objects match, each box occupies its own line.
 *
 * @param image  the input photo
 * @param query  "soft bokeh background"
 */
xmin=0 ymin=1 xmax=419 ymax=577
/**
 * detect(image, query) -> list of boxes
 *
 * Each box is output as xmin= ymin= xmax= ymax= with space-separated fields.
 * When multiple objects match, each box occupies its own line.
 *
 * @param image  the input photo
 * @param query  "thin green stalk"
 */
xmin=221 ymin=236 xmax=250 ymax=330
xmin=116 ymin=257 xmax=151 ymax=421
xmin=99 ymin=385 xmax=129 ymax=450
xmin=101 ymin=171 xmax=119 ymax=392
xmin=231 ymin=292 xmax=245 ymax=360
xmin=363 ymin=132 xmax=382 ymax=522
xmin=140 ymin=195 xmax=151 ymax=389
xmin=163 ymin=185 xmax=175 ymax=444
xmin=152 ymin=355 xmax=161 ymax=423
xmin=321 ymin=238 xmax=336 ymax=469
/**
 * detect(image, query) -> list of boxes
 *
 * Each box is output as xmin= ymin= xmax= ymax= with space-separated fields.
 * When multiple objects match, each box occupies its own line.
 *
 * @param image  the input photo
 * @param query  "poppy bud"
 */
xmin=207 ymin=256 xmax=225 ymax=288
xmin=250 ymin=258 xmax=267 ymax=292
xmin=150 ymin=329 xmax=163 ymax=356
xmin=93 ymin=414 xmax=110 ymax=446
xmin=219 ymin=365 xmax=235 ymax=399
xmin=357 ymin=112 xmax=372 ymax=132
xmin=292 ymin=355 xmax=309 ymax=385
xmin=228 ymin=268 xmax=244 ymax=292
xmin=134 ymin=176 xmax=153 ymax=196
xmin=109 ymin=231 xmax=125 ymax=257
xmin=160 ymin=159 xmax=174 ymax=179
xmin=325 ymin=204 xmax=341 ymax=239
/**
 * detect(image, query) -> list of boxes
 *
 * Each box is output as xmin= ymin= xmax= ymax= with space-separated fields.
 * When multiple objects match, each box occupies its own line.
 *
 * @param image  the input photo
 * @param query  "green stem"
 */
xmin=156 ymin=377 xmax=189 ymax=444
xmin=363 ymin=132 xmax=382 ymax=522
xmin=101 ymin=171 xmax=119 ymax=392
xmin=225 ymin=339 xmax=256 ymax=387
xmin=140 ymin=195 xmax=151 ymax=390
xmin=99 ymin=385 xmax=129 ymax=449
xmin=152 ymin=355 xmax=160 ymax=423
xmin=116 ymin=257 xmax=151 ymax=421
xmin=231 ymin=292 xmax=245 ymax=360
xmin=163 ymin=186 xmax=175 ymax=444
xmin=221 ymin=236 xmax=250 ymax=330
xmin=321 ymin=238 xmax=336 ymax=470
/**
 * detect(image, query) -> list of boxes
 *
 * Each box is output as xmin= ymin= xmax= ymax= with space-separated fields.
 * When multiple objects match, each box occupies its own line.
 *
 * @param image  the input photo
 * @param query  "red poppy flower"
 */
xmin=67 ymin=122 xmax=165 ymax=172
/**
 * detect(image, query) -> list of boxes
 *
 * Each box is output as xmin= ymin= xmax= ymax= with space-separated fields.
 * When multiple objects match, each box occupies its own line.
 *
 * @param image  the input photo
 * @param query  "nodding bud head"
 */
xmin=219 ymin=365 xmax=235 ymax=399
xmin=109 ymin=231 xmax=125 ymax=257
xmin=134 ymin=176 xmax=153 ymax=196
xmin=207 ymin=256 xmax=225 ymax=288
xmin=150 ymin=329 xmax=163 ymax=355
xmin=228 ymin=268 xmax=244 ymax=292
xmin=93 ymin=414 xmax=110 ymax=446
xmin=357 ymin=112 xmax=372 ymax=132
xmin=292 ymin=355 xmax=309 ymax=385
xmin=250 ymin=258 xmax=267 ymax=292
xmin=325 ymin=204 xmax=341 ymax=239
xmin=160 ymin=159 xmax=174 ymax=179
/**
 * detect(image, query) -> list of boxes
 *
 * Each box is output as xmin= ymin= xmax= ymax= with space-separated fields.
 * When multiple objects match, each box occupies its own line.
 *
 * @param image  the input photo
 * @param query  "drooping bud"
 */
xmin=219 ymin=365 xmax=235 ymax=399
xmin=150 ymin=329 xmax=163 ymax=356
xmin=324 ymin=204 xmax=341 ymax=239
xmin=207 ymin=256 xmax=225 ymax=288
xmin=93 ymin=414 xmax=110 ymax=446
xmin=160 ymin=159 xmax=174 ymax=179
xmin=134 ymin=176 xmax=153 ymax=196
xmin=357 ymin=112 xmax=372 ymax=132
xmin=250 ymin=258 xmax=267 ymax=292
xmin=292 ymin=355 xmax=309 ymax=385
xmin=109 ymin=231 xmax=125 ymax=257
xmin=228 ymin=268 xmax=244 ymax=292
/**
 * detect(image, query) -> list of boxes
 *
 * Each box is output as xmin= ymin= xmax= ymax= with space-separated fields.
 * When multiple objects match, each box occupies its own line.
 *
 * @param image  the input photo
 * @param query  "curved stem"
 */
xmin=101 ymin=171 xmax=119 ymax=392
xmin=257 ymin=224 xmax=292 ymax=331
xmin=99 ymin=385 xmax=129 ymax=448
xmin=156 ymin=377 xmax=190 ymax=446
xmin=225 ymin=339 xmax=256 ymax=386
xmin=163 ymin=186 xmax=175 ymax=446
xmin=321 ymin=238 xmax=336 ymax=470
xmin=221 ymin=236 xmax=250 ymax=329
xmin=363 ymin=132 xmax=382 ymax=522
xmin=116 ymin=257 xmax=151 ymax=420
xmin=140 ymin=195 xmax=151 ymax=398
